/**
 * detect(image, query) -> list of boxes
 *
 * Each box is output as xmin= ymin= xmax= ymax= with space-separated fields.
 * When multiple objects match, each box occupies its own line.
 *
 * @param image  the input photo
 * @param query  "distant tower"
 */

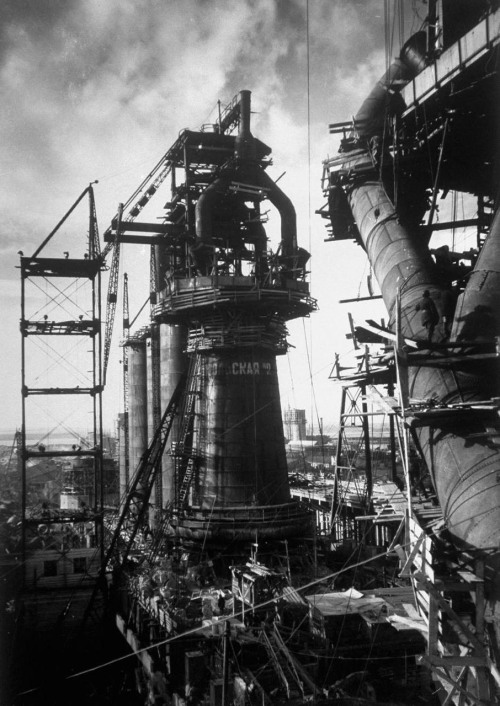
xmin=284 ymin=408 xmax=307 ymax=442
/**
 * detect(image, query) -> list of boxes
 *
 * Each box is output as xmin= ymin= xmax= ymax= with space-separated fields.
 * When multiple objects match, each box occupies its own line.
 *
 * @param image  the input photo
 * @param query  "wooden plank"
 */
xmin=457 ymin=570 xmax=483 ymax=584
xmin=435 ymin=578 xmax=478 ymax=592
xmin=400 ymin=531 xmax=426 ymax=576
xmin=355 ymin=514 xmax=404 ymax=521
xmin=486 ymin=655 xmax=500 ymax=689
xmin=402 ymin=602 xmax=421 ymax=621
xmin=427 ymin=592 xmax=439 ymax=656
xmin=411 ymin=552 xmax=435 ymax=582
xmin=415 ymin=589 xmax=430 ymax=619
xmin=422 ymin=655 xmax=485 ymax=667
xmin=441 ymin=667 xmax=468 ymax=706
xmin=425 ymin=666 xmax=486 ymax=706
xmin=414 ymin=572 xmax=485 ymax=655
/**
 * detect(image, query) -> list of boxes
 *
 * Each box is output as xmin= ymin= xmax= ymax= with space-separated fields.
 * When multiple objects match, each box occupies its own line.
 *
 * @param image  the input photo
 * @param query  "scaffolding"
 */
xmin=19 ymin=185 xmax=105 ymax=587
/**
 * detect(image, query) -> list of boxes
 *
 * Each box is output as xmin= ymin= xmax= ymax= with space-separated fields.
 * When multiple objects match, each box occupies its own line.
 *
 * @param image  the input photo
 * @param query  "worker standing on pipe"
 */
xmin=415 ymin=290 xmax=439 ymax=341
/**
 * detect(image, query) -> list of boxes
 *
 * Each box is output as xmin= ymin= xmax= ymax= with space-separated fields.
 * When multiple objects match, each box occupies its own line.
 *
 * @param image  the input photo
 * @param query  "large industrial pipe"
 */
xmin=354 ymin=32 xmax=426 ymax=139
xmin=256 ymin=169 xmax=298 ymax=259
xmin=235 ymin=88 xmax=254 ymax=161
xmin=339 ymin=35 xmax=500 ymax=597
xmin=452 ymin=211 xmax=500 ymax=347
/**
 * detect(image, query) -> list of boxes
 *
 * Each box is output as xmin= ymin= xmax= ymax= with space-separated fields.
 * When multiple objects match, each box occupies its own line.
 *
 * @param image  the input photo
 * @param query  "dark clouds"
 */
xmin=1 ymin=1 xmax=313 ymax=257
xmin=0 ymin=0 xmax=386 ymax=218
xmin=0 ymin=0 xmax=79 ymax=52
xmin=0 ymin=0 xmax=428 ymax=429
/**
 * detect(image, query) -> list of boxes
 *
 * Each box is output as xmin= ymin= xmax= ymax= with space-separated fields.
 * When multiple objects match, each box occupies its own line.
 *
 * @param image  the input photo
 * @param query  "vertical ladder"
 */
xmin=122 ymin=272 xmax=130 ymax=490
xmin=176 ymin=353 xmax=206 ymax=509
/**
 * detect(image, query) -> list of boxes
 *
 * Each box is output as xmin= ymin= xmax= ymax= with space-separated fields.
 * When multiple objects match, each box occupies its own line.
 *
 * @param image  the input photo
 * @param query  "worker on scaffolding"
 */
xmin=415 ymin=290 xmax=439 ymax=342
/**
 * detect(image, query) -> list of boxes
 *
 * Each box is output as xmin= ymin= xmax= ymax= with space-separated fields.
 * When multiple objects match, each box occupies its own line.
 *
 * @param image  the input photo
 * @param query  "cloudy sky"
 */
xmin=0 ymin=0 xmax=429 ymax=438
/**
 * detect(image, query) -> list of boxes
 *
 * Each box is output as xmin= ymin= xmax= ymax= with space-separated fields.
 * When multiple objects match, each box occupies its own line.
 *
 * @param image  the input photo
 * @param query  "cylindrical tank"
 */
xmin=160 ymin=322 xmax=188 ymax=506
xmin=146 ymin=335 xmax=154 ymax=442
xmin=146 ymin=331 xmax=160 ymax=517
xmin=146 ymin=324 xmax=164 ymax=517
xmin=126 ymin=340 xmax=148 ymax=477
xmin=284 ymin=408 xmax=307 ymax=442
xmin=117 ymin=412 xmax=128 ymax=499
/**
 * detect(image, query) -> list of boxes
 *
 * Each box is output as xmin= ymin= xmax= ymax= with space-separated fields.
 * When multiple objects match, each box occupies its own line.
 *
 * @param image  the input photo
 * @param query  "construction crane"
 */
xmin=100 ymin=155 xmax=174 ymax=385
xmin=102 ymin=204 xmax=123 ymax=386
xmin=100 ymin=152 xmax=175 ymax=261
xmin=99 ymin=95 xmax=246 ymax=386
xmin=106 ymin=376 xmax=184 ymax=565
xmin=7 ymin=430 xmax=22 ymax=473
xmin=81 ymin=375 xmax=186 ymax=628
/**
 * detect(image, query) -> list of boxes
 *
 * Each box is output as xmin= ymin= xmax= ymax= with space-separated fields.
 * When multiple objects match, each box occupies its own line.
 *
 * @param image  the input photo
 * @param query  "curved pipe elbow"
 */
xmin=354 ymin=31 xmax=427 ymax=140
xmin=195 ymin=165 xmax=298 ymax=264
xmin=257 ymin=170 xmax=297 ymax=258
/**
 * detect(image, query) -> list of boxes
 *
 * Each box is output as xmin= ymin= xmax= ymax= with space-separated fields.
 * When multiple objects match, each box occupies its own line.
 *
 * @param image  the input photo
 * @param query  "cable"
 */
xmin=301 ymin=318 xmax=325 ymax=468
xmin=29 ymin=336 xmax=91 ymax=388
xmin=15 ymin=536 xmax=418 ymax=698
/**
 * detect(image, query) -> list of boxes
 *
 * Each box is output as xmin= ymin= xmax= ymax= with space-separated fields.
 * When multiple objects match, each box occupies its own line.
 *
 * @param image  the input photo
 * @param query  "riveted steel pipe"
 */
xmin=340 ymin=34 xmax=500 ymax=598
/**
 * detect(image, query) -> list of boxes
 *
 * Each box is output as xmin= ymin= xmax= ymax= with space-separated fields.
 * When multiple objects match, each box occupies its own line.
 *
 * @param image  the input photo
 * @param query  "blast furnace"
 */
xmin=110 ymin=90 xmax=316 ymax=545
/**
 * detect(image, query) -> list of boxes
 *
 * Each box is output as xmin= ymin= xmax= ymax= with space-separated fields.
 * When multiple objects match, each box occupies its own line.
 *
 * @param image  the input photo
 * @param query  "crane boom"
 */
xmin=102 ymin=204 xmax=123 ymax=385
xmin=100 ymin=154 xmax=173 ymax=259
xmin=81 ymin=375 xmax=186 ymax=629
xmin=108 ymin=373 xmax=185 ymax=565
xmin=99 ymin=93 xmax=244 ymax=382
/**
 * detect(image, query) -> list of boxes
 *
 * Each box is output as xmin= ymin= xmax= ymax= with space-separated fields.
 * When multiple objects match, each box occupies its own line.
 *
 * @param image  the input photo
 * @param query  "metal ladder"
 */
xmin=176 ymin=353 xmax=206 ymax=508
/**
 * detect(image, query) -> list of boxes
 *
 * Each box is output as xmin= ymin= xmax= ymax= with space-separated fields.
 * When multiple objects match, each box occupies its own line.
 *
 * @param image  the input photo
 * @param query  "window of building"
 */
xmin=43 ymin=560 xmax=58 ymax=577
xmin=73 ymin=557 xmax=86 ymax=574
